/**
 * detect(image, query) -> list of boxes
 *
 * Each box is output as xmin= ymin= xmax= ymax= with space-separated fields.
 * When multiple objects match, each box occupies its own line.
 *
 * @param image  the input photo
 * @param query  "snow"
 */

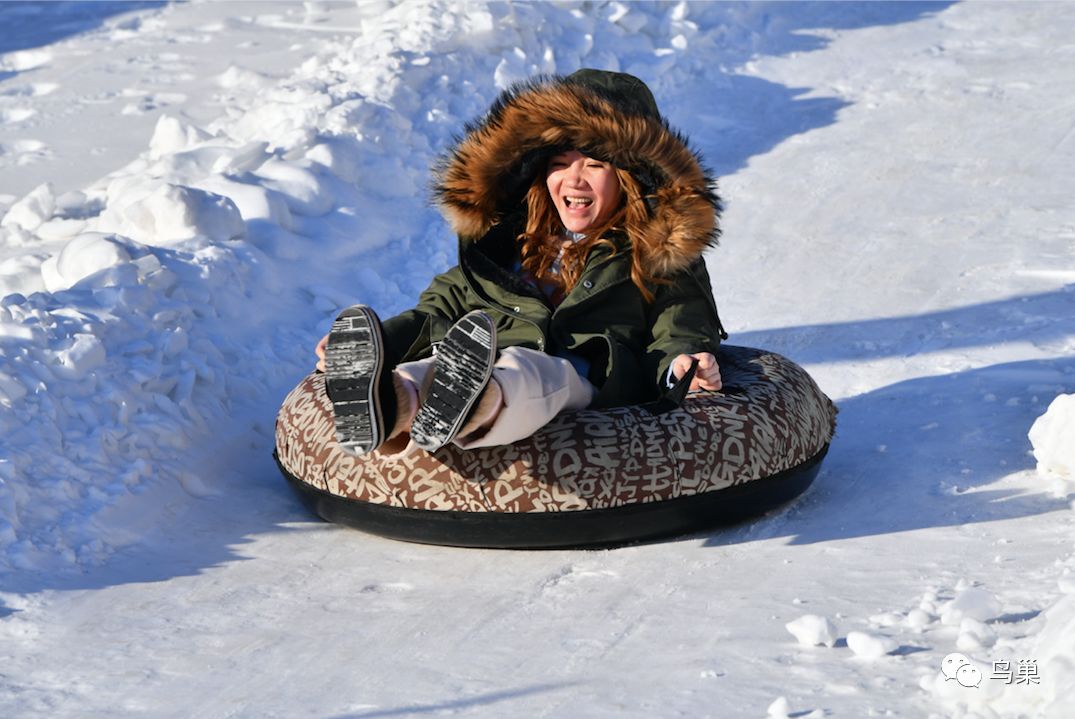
xmin=785 ymin=613 xmax=839 ymax=648
xmin=845 ymin=630 xmax=898 ymax=660
xmin=766 ymin=695 xmax=791 ymax=718
xmin=1 ymin=1 xmax=1074 ymax=717
xmin=1030 ymin=393 xmax=1075 ymax=481
xmin=941 ymin=586 xmax=1004 ymax=625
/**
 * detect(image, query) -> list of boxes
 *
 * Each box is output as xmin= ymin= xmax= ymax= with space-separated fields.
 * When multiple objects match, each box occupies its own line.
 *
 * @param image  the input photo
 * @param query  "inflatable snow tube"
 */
xmin=274 ymin=345 xmax=837 ymax=548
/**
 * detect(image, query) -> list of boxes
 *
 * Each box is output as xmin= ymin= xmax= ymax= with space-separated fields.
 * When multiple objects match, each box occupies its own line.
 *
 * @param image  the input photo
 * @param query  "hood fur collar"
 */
xmin=433 ymin=74 xmax=721 ymax=277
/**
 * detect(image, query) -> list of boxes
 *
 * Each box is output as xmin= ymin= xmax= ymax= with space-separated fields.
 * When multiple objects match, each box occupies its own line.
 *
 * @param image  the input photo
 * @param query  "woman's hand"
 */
xmin=671 ymin=352 xmax=722 ymax=392
xmin=314 ymin=333 xmax=329 ymax=372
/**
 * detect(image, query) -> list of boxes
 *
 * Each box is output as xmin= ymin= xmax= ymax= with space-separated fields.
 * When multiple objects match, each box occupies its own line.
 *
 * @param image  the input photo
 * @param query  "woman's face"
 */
xmin=545 ymin=150 xmax=622 ymax=234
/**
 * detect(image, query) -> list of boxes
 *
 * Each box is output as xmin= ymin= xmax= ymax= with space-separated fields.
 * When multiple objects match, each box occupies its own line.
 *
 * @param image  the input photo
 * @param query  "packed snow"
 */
xmin=1 ymin=1 xmax=1074 ymax=717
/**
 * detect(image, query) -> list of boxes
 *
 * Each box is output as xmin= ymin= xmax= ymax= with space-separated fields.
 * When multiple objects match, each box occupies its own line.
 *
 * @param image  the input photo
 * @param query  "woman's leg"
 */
xmin=452 ymin=346 xmax=595 ymax=449
xmin=379 ymin=347 xmax=595 ymax=455
xmin=376 ymin=357 xmax=435 ymax=455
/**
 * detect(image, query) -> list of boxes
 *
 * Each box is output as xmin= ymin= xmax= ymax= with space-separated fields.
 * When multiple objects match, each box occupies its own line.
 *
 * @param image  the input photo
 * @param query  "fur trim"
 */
xmin=434 ymin=77 xmax=720 ymax=276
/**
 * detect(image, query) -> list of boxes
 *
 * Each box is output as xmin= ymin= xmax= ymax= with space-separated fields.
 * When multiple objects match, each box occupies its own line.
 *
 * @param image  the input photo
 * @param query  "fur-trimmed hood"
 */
xmin=433 ymin=70 xmax=721 ymax=277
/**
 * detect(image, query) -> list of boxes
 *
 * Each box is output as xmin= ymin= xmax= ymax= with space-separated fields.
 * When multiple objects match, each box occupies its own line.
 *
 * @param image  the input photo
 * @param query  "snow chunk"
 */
xmin=196 ymin=175 xmax=291 ymax=227
xmin=149 ymin=115 xmax=212 ymax=159
xmin=305 ymin=137 xmax=363 ymax=183
xmin=54 ymin=334 xmax=106 ymax=380
xmin=216 ymin=65 xmax=270 ymax=90
xmin=905 ymin=608 xmax=933 ymax=629
xmin=1029 ymin=394 xmax=1075 ymax=480
xmin=34 ymin=217 xmax=86 ymax=243
xmin=766 ymin=696 xmax=790 ymax=718
xmin=941 ymin=586 xmax=1003 ymax=624
xmin=1 ymin=183 xmax=55 ymax=232
xmin=846 ymin=630 xmax=897 ymax=659
xmin=254 ymin=159 xmax=334 ymax=216
xmin=956 ymin=617 xmax=997 ymax=650
xmin=785 ymin=614 xmax=838 ymax=647
xmin=103 ymin=184 xmax=245 ymax=246
xmin=210 ymin=141 xmax=272 ymax=175
xmin=40 ymin=233 xmax=133 ymax=292
xmin=0 ymin=254 xmax=47 ymax=297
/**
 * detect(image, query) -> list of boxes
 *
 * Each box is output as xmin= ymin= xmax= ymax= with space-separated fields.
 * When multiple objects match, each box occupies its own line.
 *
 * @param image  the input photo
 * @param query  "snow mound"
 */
xmin=766 ymin=696 xmax=790 ymax=718
xmin=1 ymin=183 xmax=55 ymax=232
xmin=39 ymin=233 xmax=134 ymax=292
xmin=785 ymin=614 xmax=838 ymax=647
xmin=845 ymin=630 xmax=897 ymax=659
xmin=940 ymin=586 xmax=1003 ymax=625
xmin=96 ymin=183 xmax=245 ymax=247
xmin=1029 ymin=393 xmax=1075 ymax=481
xmin=0 ymin=48 xmax=52 ymax=72
xmin=933 ymin=596 xmax=1075 ymax=718
xmin=5 ymin=0 xmax=621 ymax=571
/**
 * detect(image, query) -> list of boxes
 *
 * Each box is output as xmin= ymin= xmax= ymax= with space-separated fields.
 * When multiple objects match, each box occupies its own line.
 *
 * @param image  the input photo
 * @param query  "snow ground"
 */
xmin=1 ymin=1 xmax=1074 ymax=717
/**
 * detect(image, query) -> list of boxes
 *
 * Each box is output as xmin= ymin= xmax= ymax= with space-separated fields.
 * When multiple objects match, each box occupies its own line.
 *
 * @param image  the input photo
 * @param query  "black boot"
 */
xmin=411 ymin=310 xmax=497 ymax=453
xmin=324 ymin=305 xmax=397 ymax=455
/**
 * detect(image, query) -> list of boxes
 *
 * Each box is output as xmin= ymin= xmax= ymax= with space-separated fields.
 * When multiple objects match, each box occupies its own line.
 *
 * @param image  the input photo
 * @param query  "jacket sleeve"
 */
xmin=380 ymin=266 xmax=472 ymax=362
xmin=643 ymin=257 xmax=727 ymax=387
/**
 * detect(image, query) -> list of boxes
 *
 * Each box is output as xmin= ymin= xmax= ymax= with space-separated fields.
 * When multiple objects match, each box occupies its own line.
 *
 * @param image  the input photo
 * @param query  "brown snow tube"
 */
xmin=274 ymin=345 xmax=837 ymax=548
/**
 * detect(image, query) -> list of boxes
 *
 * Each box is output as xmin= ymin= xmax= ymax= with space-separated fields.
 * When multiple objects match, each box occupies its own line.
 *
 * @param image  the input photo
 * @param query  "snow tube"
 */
xmin=274 ymin=345 xmax=837 ymax=548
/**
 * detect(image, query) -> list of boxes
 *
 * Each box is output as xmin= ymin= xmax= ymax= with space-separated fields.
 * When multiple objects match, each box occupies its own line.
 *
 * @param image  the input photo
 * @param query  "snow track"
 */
xmin=2 ymin=1 xmax=1074 ymax=717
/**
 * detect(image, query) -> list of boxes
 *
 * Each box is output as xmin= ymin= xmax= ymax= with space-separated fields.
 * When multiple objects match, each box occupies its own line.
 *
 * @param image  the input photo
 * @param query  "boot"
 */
xmin=324 ymin=305 xmax=398 ymax=456
xmin=410 ymin=310 xmax=497 ymax=452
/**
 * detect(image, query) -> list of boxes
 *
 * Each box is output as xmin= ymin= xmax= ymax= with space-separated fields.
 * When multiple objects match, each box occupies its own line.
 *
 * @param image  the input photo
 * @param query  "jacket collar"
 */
xmin=461 ymin=223 xmax=631 ymax=307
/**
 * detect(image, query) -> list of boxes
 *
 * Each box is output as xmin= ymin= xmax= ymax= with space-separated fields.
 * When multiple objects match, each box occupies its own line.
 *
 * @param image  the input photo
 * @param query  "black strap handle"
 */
xmin=644 ymin=358 xmax=698 ymax=415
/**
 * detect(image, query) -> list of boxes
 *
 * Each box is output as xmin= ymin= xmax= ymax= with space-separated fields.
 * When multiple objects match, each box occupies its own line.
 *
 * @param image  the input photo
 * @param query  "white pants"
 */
xmin=385 ymin=345 xmax=596 ymax=454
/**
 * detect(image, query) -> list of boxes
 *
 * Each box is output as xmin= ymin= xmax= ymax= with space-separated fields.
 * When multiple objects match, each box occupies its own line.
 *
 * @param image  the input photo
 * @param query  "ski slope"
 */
xmin=2 ymin=2 xmax=1074 ymax=717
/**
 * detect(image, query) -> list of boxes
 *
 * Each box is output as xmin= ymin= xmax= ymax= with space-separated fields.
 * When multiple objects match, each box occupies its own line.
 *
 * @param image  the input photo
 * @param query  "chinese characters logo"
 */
xmin=941 ymin=653 xmax=1040 ymax=688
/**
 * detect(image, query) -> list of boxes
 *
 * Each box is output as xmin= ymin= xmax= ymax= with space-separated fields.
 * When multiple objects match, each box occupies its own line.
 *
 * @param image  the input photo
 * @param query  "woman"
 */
xmin=315 ymin=69 xmax=727 ymax=456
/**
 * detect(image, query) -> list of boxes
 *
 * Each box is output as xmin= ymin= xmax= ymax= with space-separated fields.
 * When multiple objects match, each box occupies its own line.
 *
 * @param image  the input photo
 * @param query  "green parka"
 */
xmin=380 ymin=70 xmax=727 ymax=409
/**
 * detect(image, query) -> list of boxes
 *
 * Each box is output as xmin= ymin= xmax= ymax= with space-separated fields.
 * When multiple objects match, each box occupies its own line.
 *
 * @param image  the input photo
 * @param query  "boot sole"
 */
xmin=411 ymin=311 xmax=496 ymax=452
xmin=324 ymin=306 xmax=385 ymax=455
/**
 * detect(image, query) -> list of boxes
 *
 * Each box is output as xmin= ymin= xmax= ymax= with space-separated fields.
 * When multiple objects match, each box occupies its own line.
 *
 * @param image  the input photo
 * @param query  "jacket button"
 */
xmin=513 ymin=306 xmax=521 ymax=313
xmin=582 ymin=280 xmax=593 ymax=289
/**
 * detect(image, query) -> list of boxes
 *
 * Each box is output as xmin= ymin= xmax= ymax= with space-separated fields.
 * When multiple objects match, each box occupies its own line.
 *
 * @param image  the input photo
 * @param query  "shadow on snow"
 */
xmin=329 ymin=682 xmax=580 ymax=719
xmin=705 ymin=350 xmax=1074 ymax=548
xmin=0 ymin=2 xmax=165 ymax=56
xmin=660 ymin=1 xmax=955 ymax=177
xmin=730 ymin=285 xmax=1075 ymax=366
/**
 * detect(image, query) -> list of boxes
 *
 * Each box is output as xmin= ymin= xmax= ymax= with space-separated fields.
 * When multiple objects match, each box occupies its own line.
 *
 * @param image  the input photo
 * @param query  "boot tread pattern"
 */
xmin=325 ymin=307 xmax=385 ymax=455
xmin=411 ymin=311 xmax=496 ymax=452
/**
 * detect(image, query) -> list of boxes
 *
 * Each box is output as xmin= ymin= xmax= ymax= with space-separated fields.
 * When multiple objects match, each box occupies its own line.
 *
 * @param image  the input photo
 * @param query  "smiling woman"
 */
xmin=282 ymin=68 xmax=836 ymax=546
xmin=314 ymin=68 xmax=729 ymax=457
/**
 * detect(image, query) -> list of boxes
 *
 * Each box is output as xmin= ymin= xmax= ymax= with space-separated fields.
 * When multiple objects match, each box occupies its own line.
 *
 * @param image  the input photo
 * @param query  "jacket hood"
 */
xmin=433 ymin=70 xmax=721 ymax=277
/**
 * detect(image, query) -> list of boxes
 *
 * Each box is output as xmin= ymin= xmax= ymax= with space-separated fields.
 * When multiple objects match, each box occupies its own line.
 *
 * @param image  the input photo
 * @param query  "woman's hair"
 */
xmin=517 ymin=164 xmax=661 ymax=303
